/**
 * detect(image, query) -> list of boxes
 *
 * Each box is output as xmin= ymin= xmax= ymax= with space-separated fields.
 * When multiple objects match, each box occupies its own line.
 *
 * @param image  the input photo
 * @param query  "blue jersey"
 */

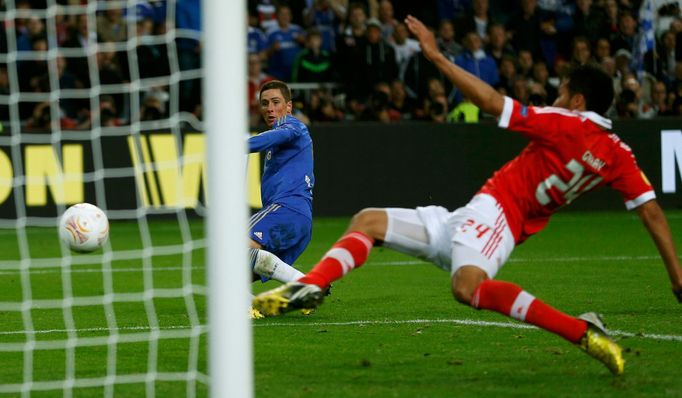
xmin=248 ymin=115 xmax=314 ymax=220
xmin=266 ymin=24 xmax=304 ymax=80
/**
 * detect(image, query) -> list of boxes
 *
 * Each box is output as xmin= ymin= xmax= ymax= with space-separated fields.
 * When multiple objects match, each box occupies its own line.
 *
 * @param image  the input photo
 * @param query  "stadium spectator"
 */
xmin=32 ymin=55 xmax=78 ymax=117
xmin=646 ymin=30 xmax=678 ymax=87
xmin=454 ymin=31 xmax=498 ymax=102
xmin=303 ymin=0 xmax=344 ymax=52
xmin=436 ymin=19 xmax=462 ymax=59
xmin=571 ymin=36 xmax=593 ymax=66
xmin=602 ymin=0 xmax=620 ymax=36
xmin=347 ymin=18 xmax=398 ymax=100
xmin=135 ymin=16 xmax=170 ymax=79
xmin=391 ymin=22 xmax=421 ymax=78
xmin=437 ymin=0 xmax=472 ymax=21
xmin=531 ymin=60 xmax=557 ymax=103
xmin=614 ymin=48 xmax=633 ymax=80
xmin=19 ymin=36 xmax=47 ymax=94
xmin=248 ymin=53 xmax=274 ymax=126
xmin=336 ymin=2 xmax=368 ymax=83
xmin=378 ymin=0 xmax=399 ymax=42
xmin=507 ymin=0 xmax=543 ymax=59
xmin=517 ymin=49 xmax=534 ymax=78
xmin=594 ymin=37 xmax=612 ymax=62
xmin=291 ymin=28 xmax=334 ymax=82
xmin=456 ymin=0 xmax=493 ymax=40
xmin=615 ymin=87 xmax=638 ymax=118
xmin=512 ymin=75 xmax=530 ymax=104
xmin=486 ymin=23 xmax=515 ymax=66
xmin=265 ymin=5 xmax=305 ymax=81
xmin=247 ymin=80 xmax=316 ymax=319
xmin=416 ymin=77 xmax=450 ymax=120
xmin=97 ymin=95 xmax=124 ymax=127
xmin=307 ymin=89 xmax=344 ymax=122
xmin=610 ymin=10 xmax=637 ymax=54
xmin=97 ymin=8 xmax=127 ymax=42
xmin=644 ymin=80 xmax=674 ymax=117
xmin=248 ymin=16 xmax=268 ymax=58
xmin=140 ymin=88 xmax=168 ymax=121
xmin=573 ymin=0 xmax=607 ymax=41
xmin=497 ymin=55 xmax=517 ymax=95
xmin=447 ymin=97 xmax=480 ymax=122
xmin=249 ymin=0 xmax=278 ymax=31
xmin=62 ymin=14 xmax=95 ymax=88
xmin=176 ymin=0 xmax=201 ymax=113
xmin=360 ymin=84 xmax=394 ymax=122
xmin=388 ymin=78 xmax=417 ymax=119
xmin=254 ymin=18 xmax=682 ymax=380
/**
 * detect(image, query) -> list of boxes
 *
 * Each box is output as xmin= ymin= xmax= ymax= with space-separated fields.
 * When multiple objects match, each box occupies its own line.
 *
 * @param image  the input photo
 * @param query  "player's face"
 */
xmin=260 ymin=88 xmax=292 ymax=127
xmin=553 ymin=81 xmax=572 ymax=109
xmin=553 ymin=81 xmax=586 ymax=111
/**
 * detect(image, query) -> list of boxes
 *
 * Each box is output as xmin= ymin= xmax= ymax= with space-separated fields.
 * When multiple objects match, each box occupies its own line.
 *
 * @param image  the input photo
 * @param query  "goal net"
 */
xmin=0 ymin=0 xmax=249 ymax=396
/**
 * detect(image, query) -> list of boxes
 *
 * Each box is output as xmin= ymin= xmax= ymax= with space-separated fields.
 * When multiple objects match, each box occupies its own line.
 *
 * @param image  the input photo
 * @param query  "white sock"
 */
xmin=250 ymin=248 xmax=304 ymax=283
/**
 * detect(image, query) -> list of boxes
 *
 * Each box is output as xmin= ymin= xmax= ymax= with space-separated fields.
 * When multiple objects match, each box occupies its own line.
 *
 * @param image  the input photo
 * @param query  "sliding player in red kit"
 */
xmin=253 ymin=16 xmax=682 ymax=375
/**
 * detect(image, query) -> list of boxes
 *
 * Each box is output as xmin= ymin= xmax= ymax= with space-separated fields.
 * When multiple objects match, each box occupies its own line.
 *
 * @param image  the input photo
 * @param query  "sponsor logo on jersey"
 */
xmin=520 ymin=106 xmax=529 ymax=117
xmin=582 ymin=150 xmax=606 ymax=171
xmin=254 ymin=231 xmax=263 ymax=240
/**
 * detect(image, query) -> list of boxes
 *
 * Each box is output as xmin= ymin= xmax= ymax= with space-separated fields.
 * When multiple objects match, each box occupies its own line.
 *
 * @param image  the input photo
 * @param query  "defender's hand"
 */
xmin=405 ymin=15 xmax=439 ymax=61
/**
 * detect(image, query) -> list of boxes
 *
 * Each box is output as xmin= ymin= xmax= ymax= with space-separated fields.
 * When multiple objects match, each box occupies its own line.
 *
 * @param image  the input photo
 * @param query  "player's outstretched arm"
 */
xmin=635 ymin=200 xmax=682 ymax=302
xmin=404 ymin=15 xmax=504 ymax=117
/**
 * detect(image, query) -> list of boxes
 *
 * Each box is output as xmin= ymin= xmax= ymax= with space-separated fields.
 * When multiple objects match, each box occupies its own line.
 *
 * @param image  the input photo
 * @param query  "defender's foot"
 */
xmin=577 ymin=312 xmax=624 ymax=375
xmin=252 ymin=282 xmax=324 ymax=317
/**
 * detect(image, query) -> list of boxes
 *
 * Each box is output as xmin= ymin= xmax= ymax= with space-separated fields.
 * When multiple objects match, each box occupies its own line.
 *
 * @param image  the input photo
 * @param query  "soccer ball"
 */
xmin=59 ymin=203 xmax=109 ymax=252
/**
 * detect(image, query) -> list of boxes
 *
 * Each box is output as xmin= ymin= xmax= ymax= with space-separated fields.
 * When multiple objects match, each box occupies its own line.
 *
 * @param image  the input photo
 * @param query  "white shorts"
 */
xmin=383 ymin=194 xmax=515 ymax=278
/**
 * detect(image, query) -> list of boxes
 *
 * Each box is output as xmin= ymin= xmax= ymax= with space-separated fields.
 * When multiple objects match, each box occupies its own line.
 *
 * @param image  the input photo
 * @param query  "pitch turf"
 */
xmin=1 ymin=211 xmax=682 ymax=397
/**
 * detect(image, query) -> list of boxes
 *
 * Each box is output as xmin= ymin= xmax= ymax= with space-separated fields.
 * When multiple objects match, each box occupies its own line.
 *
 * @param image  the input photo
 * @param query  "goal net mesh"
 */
xmin=0 ymin=0 xmax=209 ymax=396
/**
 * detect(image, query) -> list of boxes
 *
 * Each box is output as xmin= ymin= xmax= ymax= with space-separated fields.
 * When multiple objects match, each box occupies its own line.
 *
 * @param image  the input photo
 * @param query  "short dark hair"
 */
xmin=565 ymin=64 xmax=614 ymax=115
xmin=259 ymin=80 xmax=292 ymax=103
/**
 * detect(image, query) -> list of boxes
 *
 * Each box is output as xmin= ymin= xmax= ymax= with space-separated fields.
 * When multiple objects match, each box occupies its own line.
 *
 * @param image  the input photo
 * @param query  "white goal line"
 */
xmin=253 ymin=318 xmax=682 ymax=342
xmin=1 ymin=318 xmax=679 ymax=343
xmin=0 ymin=254 xmax=668 ymax=276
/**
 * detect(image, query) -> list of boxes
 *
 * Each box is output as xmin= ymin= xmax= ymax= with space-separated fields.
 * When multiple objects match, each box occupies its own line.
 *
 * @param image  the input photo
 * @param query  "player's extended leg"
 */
xmin=248 ymin=241 xmax=304 ymax=283
xmin=452 ymin=266 xmax=624 ymax=375
xmin=252 ymin=208 xmax=388 ymax=316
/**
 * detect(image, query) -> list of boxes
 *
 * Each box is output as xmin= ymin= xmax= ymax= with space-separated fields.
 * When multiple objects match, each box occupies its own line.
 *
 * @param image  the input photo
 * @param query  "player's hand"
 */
xmin=405 ymin=15 xmax=439 ymax=61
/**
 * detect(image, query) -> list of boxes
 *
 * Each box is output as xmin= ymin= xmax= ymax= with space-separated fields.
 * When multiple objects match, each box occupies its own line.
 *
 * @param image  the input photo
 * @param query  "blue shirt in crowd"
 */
xmin=266 ymin=24 xmax=304 ymax=80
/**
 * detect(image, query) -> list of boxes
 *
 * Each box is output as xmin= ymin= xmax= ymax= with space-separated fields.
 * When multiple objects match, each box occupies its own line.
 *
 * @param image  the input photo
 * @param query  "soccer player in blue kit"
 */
xmin=247 ymin=80 xmax=315 ymax=314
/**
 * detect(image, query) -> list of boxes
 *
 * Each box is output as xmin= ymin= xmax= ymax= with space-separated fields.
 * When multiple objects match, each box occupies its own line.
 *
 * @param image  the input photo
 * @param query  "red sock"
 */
xmin=299 ymin=231 xmax=374 ymax=288
xmin=471 ymin=280 xmax=587 ymax=343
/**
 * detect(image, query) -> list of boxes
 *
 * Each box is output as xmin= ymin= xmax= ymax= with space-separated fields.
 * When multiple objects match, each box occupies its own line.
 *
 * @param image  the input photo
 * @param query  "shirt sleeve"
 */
xmin=497 ymin=96 xmax=576 ymax=142
xmin=248 ymin=124 xmax=300 ymax=153
xmin=608 ymin=148 xmax=656 ymax=210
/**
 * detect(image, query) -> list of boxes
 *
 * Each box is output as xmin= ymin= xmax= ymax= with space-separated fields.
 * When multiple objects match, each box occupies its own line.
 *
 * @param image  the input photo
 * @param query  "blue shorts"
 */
xmin=249 ymin=203 xmax=312 ymax=278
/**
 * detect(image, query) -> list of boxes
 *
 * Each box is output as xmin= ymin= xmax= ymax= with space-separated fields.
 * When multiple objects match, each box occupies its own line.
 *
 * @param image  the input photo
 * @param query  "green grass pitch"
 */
xmin=1 ymin=211 xmax=682 ymax=397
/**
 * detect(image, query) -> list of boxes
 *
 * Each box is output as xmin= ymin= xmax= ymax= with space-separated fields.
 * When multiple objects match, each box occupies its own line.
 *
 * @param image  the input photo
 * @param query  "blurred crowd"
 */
xmin=0 ymin=0 xmax=200 ymax=131
xmin=0 ymin=0 xmax=681 ymax=132
xmin=248 ymin=0 xmax=682 ymax=125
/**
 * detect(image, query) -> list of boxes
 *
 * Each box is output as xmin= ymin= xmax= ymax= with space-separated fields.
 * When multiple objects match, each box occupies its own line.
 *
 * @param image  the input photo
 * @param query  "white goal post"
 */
xmin=204 ymin=0 xmax=252 ymax=398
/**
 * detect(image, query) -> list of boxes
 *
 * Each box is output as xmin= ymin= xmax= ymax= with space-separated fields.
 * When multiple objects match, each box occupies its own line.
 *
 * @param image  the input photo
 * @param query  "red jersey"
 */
xmin=479 ymin=97 xmax=655 ymax=243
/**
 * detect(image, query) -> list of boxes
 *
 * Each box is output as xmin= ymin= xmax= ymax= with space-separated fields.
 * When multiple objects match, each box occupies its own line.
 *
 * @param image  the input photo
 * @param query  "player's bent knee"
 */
xmin=451 ymin=266 xmax=488 ymax=305
xmin=452 ymin=282 xmax=477 ymax=305
xmin=349 ymin=208 xmax=388 ymax=240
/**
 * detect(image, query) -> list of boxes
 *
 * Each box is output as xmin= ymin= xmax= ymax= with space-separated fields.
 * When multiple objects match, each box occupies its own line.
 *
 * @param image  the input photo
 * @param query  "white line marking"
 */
xmin=2 ymin=319 xmax=680 ymax=342
xmin=253 ymin=318 xmax=682 ymax=342
xmin=0 ymin=254 xmax=669 ymax=275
